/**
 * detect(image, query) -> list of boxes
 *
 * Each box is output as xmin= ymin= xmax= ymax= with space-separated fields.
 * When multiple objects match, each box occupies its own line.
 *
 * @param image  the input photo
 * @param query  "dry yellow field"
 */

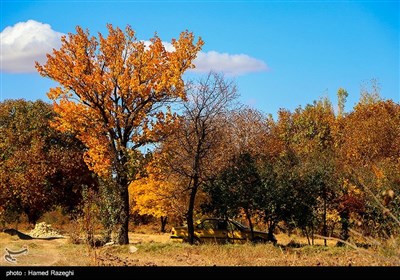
xmin=1 ymin=231 xmax=399 ymax=267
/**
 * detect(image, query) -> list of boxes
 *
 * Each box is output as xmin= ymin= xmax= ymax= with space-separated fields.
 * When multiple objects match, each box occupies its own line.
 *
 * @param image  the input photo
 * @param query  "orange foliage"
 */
xmin=338 ymin=100 xmax=400 ymax=167
xmin=0 ymin=99 xmax=96 ymax=224
xmin=36 ymin=24 xmax=203 ymax=178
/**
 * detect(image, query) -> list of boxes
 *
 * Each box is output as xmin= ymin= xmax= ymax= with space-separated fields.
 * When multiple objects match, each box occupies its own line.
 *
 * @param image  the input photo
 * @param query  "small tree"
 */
xmin=204 ymin=153 xmax=264 ymax=240
xmin=129 ymin=166 xmax=183 ymax=232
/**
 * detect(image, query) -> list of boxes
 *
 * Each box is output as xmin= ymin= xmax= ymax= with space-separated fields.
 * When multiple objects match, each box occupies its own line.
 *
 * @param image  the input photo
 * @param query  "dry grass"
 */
xmin=0 ymin=232 xmax=90 ymax=266
xmin=1 ymin=231 xmax=398 ymax=267
xmin=95 ymin=234 xmax=393 ymax=266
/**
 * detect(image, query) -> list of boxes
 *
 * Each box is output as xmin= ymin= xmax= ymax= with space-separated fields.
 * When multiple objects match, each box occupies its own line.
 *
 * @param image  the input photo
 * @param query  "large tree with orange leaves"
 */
xmin=36 ymin=24 xmax=203 ymax=244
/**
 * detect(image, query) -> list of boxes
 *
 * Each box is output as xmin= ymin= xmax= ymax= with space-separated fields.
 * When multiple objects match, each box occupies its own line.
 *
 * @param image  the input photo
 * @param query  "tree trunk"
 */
xmin=186 ymin=180 xmax=198 ymax=245
xmin=303 ymin=228 xmax=311 ymax=245
xmin=311 ymin=225 xmax=314 ymax=245
xmin=323 ymin=187 xmax=327 ymax=246
xmin=267 ymin=222 xmax=277 ymax=245
xmin=26 ymin=210 xmax=39 ymax=226
xmin=244 ymin=209 xmax=254 ymax=240
xmin=160 ymin=216 xmax=168 ymax=233
xmin=337 ymin=209 xmax=350 ymax=247
xmin=116 ymin=173 xmax=130 ymax=245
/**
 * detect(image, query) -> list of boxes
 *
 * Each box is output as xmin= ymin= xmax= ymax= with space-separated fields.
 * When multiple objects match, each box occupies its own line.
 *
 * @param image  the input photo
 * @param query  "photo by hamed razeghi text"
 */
xmin=6 ymin=269 xmax=74 ymax=277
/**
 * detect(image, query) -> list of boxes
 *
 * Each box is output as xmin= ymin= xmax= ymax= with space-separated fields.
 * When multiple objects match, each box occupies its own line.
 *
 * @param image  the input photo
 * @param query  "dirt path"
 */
xmin=1 ymin=235 xmax=68 ymax=266
xmin=1 ymin=232 xmax=171 ymax=266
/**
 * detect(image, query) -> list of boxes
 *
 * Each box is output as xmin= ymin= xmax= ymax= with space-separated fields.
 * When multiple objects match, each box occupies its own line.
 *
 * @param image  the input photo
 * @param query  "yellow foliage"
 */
xmin=129 ymin=173 xmax=174 ymax=218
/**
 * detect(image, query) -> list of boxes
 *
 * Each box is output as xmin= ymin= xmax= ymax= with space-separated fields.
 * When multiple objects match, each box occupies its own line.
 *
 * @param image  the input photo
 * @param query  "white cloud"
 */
xmin=1 ymin=20 xmax=267 ymax=76
xmin=142 ymin=40 xmax=175 ymax=52
xmin=0 ymin=20 xmax=64 ymax=73
xmin=191 ymin=51 xmax=268 ymax=76
xmin=143 ymin=41 xmax=268 ymax=76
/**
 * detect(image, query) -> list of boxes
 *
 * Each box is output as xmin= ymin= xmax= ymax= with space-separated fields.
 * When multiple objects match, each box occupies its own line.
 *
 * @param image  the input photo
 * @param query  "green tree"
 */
xmin=337 ymin=87 xmax=348 ymax=118
xmin=203 ymin=153 xmax=264 ymax=241
xmin=270 ymin=99 xmax=338 ymax=245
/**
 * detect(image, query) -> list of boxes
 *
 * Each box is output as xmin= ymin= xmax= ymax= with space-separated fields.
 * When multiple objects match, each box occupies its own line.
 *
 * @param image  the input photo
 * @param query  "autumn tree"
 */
xmin=359 ymin=78 xmax=382 ymax=105
xmin=268 ymin=100 xmax=338 ymax=245
xmin=203 ymin=153 xmax=259 ymax=237
xmin=337 ymin=98 xmax=400 ymax=238
xmin=203 ymin=108 xmax=280 ymax=242
xmin=0 ymin=99 xmax=96 ymax=225
xmin=36 ymin=24 xmax=203 ymax=244
xmin=161 ymin=72 xmax=238 ymax=244
xmin=291 ymin=99 xmax=338 ymax=245
xmin=227 ymin=108 xmax=286 ymax=241
xmin=129 ymin=173 xmax=171 ymax=232
xmin=129 ymin=155 xmax=187 ymax=232
xmin=267 ymin=109 xmax=313 ymax=240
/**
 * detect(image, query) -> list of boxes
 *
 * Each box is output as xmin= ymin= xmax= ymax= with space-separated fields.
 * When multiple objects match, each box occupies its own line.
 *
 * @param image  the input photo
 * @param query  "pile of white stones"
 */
xmin=29 ymin=222 xmax=63 ymax=238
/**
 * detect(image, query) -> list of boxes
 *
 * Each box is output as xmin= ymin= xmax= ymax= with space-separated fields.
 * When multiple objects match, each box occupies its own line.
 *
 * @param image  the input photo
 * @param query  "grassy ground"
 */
xmin=1 ymin=230 xmax=398 ymax=267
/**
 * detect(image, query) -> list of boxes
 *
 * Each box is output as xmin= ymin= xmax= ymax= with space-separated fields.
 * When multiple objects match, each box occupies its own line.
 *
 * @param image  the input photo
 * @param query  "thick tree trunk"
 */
xmin=25 ymin=208 xmax=40 ymax=226
xmin=267 ymin=222 xmax=277 ymax=245
xmin=160 ymin=216 xmax=168 ymax=233
xmin=186 ymin=180 xmax=198 ymax=245
xmin=116 ymin=172 xmax=130 ymax=245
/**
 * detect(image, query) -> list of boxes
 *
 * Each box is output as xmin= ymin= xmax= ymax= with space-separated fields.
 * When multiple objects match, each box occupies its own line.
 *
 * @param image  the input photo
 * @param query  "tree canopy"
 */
xmin=36 ymin=24 xmax=203 ymax=244
xmin=0 ymin=99 xmax=96 ymax=225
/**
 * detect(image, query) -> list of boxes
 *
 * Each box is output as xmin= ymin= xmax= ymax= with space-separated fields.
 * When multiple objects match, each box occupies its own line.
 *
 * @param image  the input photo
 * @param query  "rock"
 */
xmin=29 ymin=222 xmax=63 ymax=238
xmin=129 ymin=246 xmax=138 ymax=253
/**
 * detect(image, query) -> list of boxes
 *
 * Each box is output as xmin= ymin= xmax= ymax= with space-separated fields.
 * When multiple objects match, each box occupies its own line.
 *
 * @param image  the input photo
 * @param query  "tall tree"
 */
xmin=219 ymin=108 xmax=280 ymax=241
xmin=36 ymin=24 xmax=203 ymax=244
xmin=291 ymin=99 xmax=337 ymax=245
xmin=162 ymin=72 xmax=238 ymax=244
xmin=270 ymin=100 xmax=338 ymax=245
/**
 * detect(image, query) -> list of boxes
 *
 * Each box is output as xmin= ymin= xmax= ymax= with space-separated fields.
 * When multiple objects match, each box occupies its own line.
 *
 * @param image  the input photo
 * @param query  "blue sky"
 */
xmin=1 ymin=0 xmax=399 ymax=118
